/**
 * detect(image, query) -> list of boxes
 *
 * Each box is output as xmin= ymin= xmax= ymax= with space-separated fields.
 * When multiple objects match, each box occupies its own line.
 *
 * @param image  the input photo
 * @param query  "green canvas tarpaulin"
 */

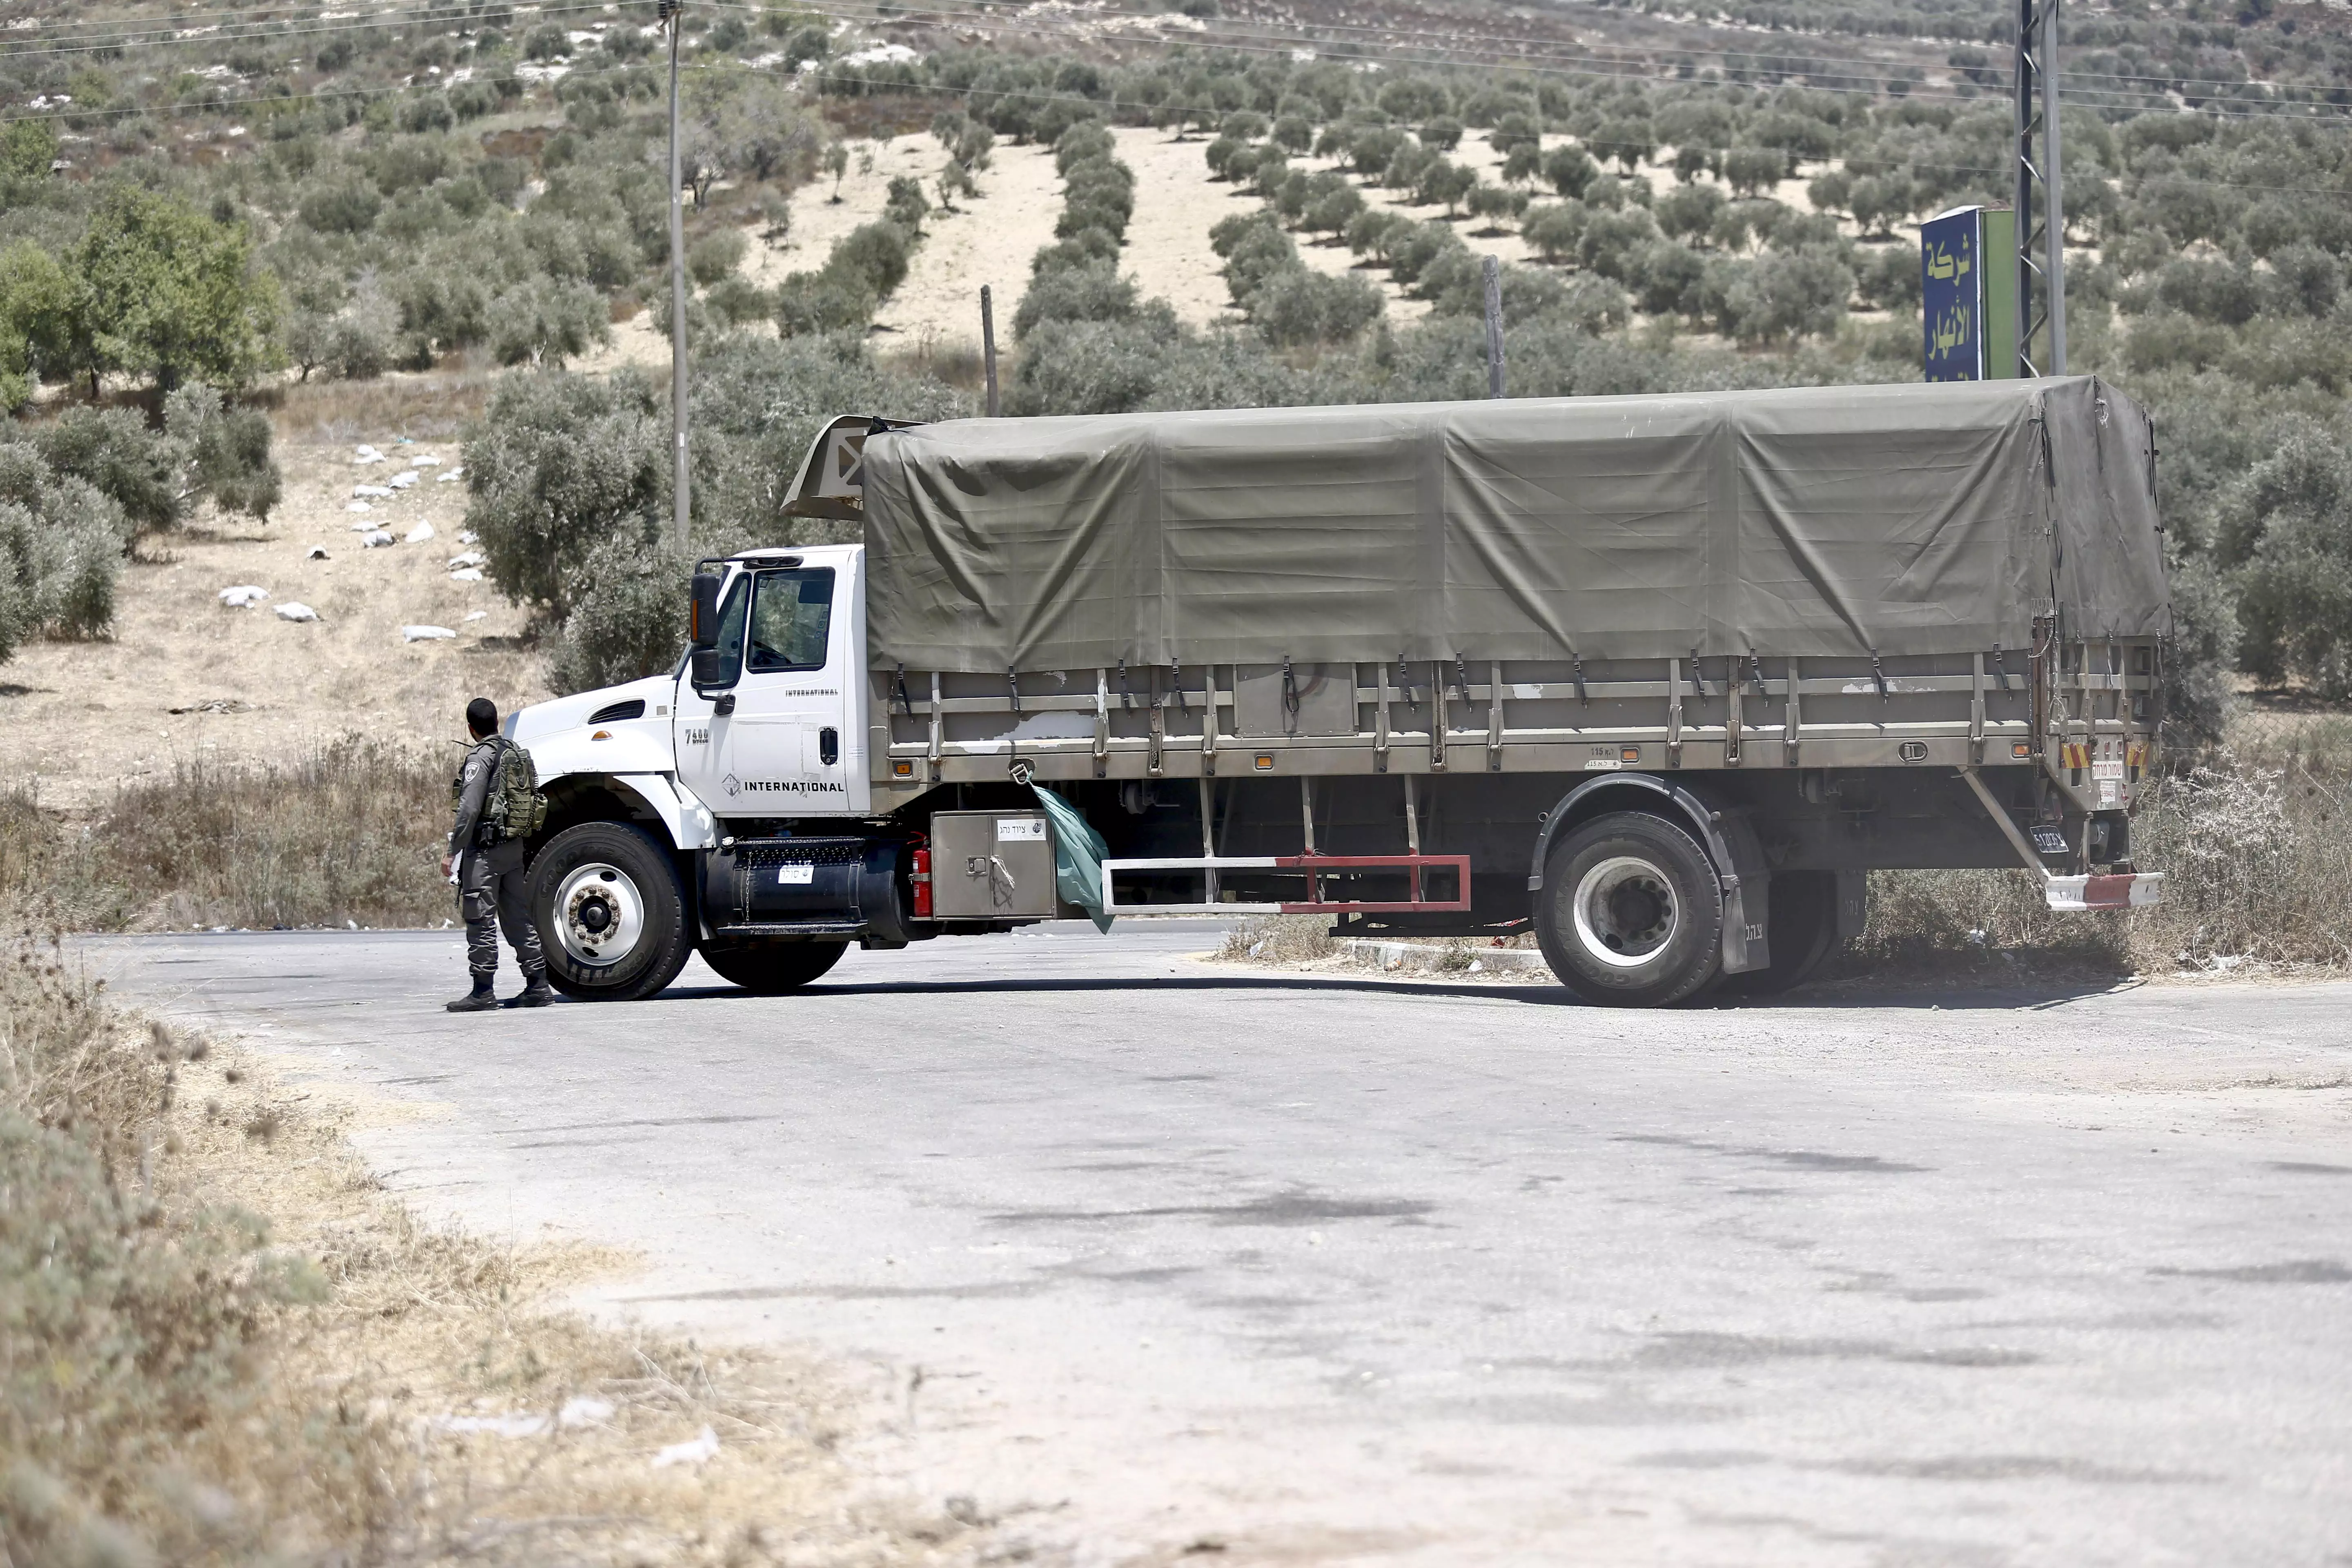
xmin=858 ymin=376 xmax=2167 ymax=672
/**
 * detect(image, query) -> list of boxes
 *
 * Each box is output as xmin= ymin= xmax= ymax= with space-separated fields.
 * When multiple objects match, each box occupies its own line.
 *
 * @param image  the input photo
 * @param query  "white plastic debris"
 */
xmin=305 ymin=546 xmax=330 ymax=560
xmin=403 ymin=624 xmax=457 ymax=642
xmin=274 ymin=602 xmax=319 ymax=623
xmin=450 ymin=567 xmax=483 ymax=582
xmin=456 ymin=530 xmax=478 ymax=543
xmin=404 ymin=521 xmax=435 ymax=543
xmin=558 ymin=1397 xmax=613 ymax=1428
xmin=437 ymin=468 xmax=465 ymax=483
xmin=651 ymin=1426 xmax=719 ymax=1468
xmin=411 ymin=454 xmax=441 ymax=468
xmin=353 ymin=483 xmax=392 ymax=498
xmin=345 ymin=501 xmax=372 ymax=514
xmin=464 ymin=610 xmax=488 ymax=621
xmin=217 ymin=585 xmax=268 ymax=608
xmin=354 ymin=445 xmax=385 ymax=465
xmin=447 ymin=551 xmax=485 ymax=569
xmin=389 ymin=470 xmax=420 ymax=490
xmin=360 ymin=529 xmax=395 ymax=548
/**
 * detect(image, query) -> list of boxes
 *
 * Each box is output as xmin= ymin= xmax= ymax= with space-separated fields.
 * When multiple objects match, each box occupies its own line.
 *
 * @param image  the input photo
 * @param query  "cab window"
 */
xmin=703 ymin=573 xmax=751 ymax=684
xmin=747 ymin=568 xmax=834 ymax=673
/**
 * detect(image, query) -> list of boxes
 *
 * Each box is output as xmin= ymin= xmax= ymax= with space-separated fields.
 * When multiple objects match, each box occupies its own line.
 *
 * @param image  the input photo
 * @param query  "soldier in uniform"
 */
xmin=443 ymin=696 xmax=552 ymax=1012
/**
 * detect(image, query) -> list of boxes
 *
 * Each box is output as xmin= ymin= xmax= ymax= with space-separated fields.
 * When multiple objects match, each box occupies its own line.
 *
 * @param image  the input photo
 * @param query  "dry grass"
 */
xmin=0 ymin=737 xmax=452 ymax=932
xmin=260 ymin=365 xmax=497 ymax=445
xmin=0 ymin=944 xmax=991 ymax=1568
xmin=1215 ymin=915 xmax=1338 ymax=965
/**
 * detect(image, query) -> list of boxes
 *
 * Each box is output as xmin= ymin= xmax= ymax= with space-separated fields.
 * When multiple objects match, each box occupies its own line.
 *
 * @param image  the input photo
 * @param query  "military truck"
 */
xmin=507 ymin=376 xmax=2168 ymax=1008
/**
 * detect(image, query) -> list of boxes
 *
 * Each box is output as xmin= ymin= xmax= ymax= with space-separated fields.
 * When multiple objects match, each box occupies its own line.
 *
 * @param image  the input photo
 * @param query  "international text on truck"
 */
xmin=505 ymin=376 xmax=2169 ymax=1008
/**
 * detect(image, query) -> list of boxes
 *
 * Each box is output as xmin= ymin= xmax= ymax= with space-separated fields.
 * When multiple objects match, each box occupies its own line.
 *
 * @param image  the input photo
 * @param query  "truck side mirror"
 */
xmin=689 ymin=571 xmax=722 ymax=649
xmin=689 ymin=647 xmax=735 ymax=692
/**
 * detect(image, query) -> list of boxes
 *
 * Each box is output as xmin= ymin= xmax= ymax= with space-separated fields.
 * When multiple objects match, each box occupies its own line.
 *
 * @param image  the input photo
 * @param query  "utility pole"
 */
xmin=1481 ymin=254 xmax=1505 ymax=398
xmin=662 ymin=0 xmax=690 ymax=550
xmin=2013 ymin=0 xmax=2067 ymax=376
xmin=980 ymin=285 xmax=1000 ymax=417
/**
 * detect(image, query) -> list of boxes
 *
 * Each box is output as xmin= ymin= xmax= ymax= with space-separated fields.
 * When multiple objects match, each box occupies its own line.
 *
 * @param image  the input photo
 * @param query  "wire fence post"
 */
xmin=662 ymin=0 xmax=689 ymax=551
xmin=980 ymin=285 xmax=1000 ymax=417
xmin=1481 ymin=254 xmax=1505 ymax=399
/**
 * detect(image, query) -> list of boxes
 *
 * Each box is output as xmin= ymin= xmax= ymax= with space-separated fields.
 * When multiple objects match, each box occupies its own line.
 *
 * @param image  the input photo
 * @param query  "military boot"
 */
xmin=507 ymin=975 xmax=556 ymax=1009
xmin=446 ymin=978 xmax=498 ymax=1013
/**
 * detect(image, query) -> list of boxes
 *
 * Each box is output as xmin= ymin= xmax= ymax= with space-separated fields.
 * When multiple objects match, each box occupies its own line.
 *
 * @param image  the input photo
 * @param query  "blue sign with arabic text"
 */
xmin=1922 ymin=207 xmax=1984 ymax=381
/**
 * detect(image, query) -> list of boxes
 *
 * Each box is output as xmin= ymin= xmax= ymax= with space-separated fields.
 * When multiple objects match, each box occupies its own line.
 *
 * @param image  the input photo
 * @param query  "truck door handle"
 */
xmin=819 ymin=726 xmax=838 ymax=766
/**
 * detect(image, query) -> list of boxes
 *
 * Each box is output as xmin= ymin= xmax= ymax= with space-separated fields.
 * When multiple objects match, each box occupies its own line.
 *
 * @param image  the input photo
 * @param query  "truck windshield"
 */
xmin=747 ymin=568 xmax=834 ymax=673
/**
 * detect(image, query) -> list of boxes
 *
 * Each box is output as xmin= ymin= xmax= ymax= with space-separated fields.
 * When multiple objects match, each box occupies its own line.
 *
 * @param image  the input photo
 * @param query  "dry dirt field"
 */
xmin=3 ymin=410 xmax=542 ymax=813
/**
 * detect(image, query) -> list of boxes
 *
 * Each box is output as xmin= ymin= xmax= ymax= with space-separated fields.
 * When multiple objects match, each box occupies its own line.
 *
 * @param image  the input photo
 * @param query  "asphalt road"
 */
xmin=87 ymin=926 xmax=2352 ymax=1568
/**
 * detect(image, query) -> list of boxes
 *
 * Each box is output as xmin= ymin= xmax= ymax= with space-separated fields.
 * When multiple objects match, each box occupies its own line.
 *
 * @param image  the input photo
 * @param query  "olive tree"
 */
xmin=461 ymin=369 xmax=667 ymax=622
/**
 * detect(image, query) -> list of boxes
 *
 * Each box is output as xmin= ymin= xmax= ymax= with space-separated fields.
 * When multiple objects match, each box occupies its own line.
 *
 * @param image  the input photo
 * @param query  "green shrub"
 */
xmin=168 ymin=383 xmax=281 ymax=522
xmin=1013 ymin=262 xmax=1140 ymax=338
xmin=460 ymin=368 xmax=666 ymax=621
xmin=0 ymin=448 xmax=125 ymax=650
xmin=486 ymin=276 xmax=609 ymax=368
xmin=1250 ymin=268 xmax=1383 ymax=347
xmin=686 ymin=227 xmax=748 ymax=287
xmin=826 ymin=221 xmax=913 ymax=299
xmin=774 ymin=273 xmax=876 ymax=336
xmin=547 ymin=535 xmax=688 ymax=695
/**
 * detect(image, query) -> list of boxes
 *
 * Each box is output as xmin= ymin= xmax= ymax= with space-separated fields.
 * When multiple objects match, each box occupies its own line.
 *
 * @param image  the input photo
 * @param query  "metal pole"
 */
xmin=1199 ymin=777 xmax=1217 ymax=907
xmin=664 ymin=1 xmax=690 ymax=551
xmin=2041 ymin=0 xmax=2066 ymax=375
xmin=2013 ymin=0 xmax=2039 ymax=378
xmin=1481 ymin=255 xmax=1505 ymax=398
xmin=980 ymin=285 xmax=999 ymax=417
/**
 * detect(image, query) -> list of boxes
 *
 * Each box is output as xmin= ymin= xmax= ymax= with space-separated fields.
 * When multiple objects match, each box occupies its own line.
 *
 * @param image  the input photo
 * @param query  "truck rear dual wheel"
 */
xmin=528 ymin=821 xmax=696 ymax=1002
xmin=1537 ymin=811 xmax=1724 ymax=1009
xmin=700 ymin=940 xmax=848 ymax=994
xmin=1714 ymin=870 xmax=1841 ymax=999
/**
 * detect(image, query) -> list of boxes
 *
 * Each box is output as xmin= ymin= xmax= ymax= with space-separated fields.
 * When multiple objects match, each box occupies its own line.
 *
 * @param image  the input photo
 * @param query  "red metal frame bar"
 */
xmin=1269 ymin=853 xmax=1472 ymax=914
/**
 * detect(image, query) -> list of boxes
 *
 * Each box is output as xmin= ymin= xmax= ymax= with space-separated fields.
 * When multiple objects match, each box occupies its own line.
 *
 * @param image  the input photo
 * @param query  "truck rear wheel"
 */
xmin=1716 ymin=870 xmax=1840 ymax=999
xmin=1537 ymin=811 xmax=1723 ymax=1008
xmin=529 ymin=821 xmax=694 ymax=1002
xmin=700 ymin=940 xmax=848 ymax=994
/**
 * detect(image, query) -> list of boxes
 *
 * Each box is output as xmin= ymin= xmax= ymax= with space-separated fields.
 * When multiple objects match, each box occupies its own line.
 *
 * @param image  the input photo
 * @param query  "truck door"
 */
xmin=675 ymin=559 xmax=863 ymax=817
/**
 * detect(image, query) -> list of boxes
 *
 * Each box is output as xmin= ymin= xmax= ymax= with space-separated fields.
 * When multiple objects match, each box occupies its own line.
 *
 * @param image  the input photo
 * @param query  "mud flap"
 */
xmin=1710 ymin=810 xmax=1772 ymax=976
xmin=1835 ymin=870 xmax=1868 ymax=938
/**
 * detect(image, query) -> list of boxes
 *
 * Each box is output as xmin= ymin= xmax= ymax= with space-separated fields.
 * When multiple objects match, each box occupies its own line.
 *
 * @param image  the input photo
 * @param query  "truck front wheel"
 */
xmin=1537 ymin=811 xmax=1723 ymax=1008
xmin=529 ymin=821 xmax=695 ymax=1002
xmin=699 ymin=940 xmax=848 ymax=994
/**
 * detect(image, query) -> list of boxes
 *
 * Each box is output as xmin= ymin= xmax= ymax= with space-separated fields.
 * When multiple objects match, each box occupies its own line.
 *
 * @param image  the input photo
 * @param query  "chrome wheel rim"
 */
xmin=555 ymin=862 xmax=643 ymax=968
xmin=1572 ymin=855 xmax=1678 ymax=969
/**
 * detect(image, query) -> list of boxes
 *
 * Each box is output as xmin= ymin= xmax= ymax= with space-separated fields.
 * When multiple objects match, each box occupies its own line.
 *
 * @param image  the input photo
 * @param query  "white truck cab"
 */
xmin=508 ymin=546 xmax=893 ymax=1001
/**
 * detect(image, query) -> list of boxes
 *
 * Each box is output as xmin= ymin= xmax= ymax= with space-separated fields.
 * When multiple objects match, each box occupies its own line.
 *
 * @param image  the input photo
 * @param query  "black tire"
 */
xmin=1715 ymin=870 xmax=1840 ymax=999
xmin=1536 ymin=811 xmax=1724 ymax=1008
xmin=700 ymin=940 xmax=848 ymax=994
xmin=528 ymin=820 xmax=694 ymax=1002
